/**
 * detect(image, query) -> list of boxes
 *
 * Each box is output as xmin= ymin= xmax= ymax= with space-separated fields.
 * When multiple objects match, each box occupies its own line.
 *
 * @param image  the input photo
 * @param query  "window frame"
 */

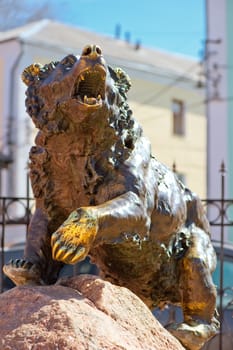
xmin=172 ymin=98 xmax=185 ymax=136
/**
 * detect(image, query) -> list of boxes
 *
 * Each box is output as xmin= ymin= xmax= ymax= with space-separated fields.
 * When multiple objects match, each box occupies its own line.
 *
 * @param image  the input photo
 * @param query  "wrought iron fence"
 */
xmin=0 ymin=196 xmax=34 ymax=291
xmin=0 ymin=164 xmax=233 ymax=350
xmin=202 ymin=163 xmax=233 ymax=350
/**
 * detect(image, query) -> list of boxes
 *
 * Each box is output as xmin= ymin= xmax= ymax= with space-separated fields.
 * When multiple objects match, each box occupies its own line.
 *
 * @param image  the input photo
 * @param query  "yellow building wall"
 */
xmin=129 ymin=78 xmax=206 ymax=198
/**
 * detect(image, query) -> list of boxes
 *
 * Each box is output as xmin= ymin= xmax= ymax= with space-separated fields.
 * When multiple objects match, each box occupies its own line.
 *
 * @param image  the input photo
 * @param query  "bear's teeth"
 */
xmin=84 ymin=95 xmax=97 ymax=105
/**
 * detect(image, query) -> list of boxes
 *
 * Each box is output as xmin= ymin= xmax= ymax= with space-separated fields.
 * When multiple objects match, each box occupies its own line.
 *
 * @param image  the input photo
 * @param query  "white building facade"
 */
xmin=206 ymin=0 xmax=233 ymax=242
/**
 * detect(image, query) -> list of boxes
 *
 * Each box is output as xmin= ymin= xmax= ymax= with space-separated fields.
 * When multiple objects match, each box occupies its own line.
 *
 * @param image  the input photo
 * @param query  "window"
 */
xmin=172 ymin=99 xmax=185 ymax=136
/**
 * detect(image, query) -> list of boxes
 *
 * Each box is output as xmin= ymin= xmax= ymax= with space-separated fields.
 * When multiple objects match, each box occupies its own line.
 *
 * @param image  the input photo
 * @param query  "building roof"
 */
xmin=0 ymin=19 xmax=201 ymax=84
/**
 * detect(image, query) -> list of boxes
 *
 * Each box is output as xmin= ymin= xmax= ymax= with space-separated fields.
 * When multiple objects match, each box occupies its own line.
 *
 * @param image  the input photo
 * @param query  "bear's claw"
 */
xmin=3 ymin=259 xmax=43 ymax=286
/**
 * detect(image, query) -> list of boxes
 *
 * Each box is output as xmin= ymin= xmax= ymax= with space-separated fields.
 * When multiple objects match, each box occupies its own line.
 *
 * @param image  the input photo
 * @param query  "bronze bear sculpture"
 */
xmin=4 ymin=45 xmax=218 ymax=350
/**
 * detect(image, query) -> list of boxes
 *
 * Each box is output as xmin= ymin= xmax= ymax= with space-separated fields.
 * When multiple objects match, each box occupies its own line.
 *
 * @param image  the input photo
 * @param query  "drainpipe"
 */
xmin=7 ymin=39 xmax=24 ymax=196
xmin=205 ymin=0 xmax=210 ymax=199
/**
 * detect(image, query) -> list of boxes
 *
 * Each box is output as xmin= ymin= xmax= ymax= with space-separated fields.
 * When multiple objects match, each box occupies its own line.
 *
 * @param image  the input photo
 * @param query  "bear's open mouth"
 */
xmin=73 ymin=66 xmax=106 ymax=106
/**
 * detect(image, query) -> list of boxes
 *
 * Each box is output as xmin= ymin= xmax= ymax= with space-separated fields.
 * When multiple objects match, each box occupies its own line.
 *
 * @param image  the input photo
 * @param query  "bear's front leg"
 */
xmin=51 ymin=191 xmax=150 ymax=265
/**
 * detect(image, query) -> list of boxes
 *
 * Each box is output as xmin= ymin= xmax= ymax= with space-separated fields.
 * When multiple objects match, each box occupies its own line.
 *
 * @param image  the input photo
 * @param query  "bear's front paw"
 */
xmin=51 ymin=207 xmax=98 ymax=264
xmin=3 ymin=259 xmax=42 ymax=286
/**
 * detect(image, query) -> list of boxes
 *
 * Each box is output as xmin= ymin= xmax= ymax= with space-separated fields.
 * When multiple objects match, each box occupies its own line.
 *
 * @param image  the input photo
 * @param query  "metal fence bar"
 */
xmin=219 ymin=162 xmax=226 ymax=350
xmin=0 ymin=198 xmax=6 ymax=293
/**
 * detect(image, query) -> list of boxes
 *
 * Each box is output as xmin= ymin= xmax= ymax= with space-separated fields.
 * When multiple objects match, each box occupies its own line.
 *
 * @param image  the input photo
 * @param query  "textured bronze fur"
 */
xmin=4 ymin=45 xmax=218 ymax=350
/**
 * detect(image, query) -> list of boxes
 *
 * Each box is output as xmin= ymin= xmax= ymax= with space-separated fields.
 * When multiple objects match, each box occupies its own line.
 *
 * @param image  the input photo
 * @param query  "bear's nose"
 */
xmin=81 ymin=45 xmax=102 ymax=59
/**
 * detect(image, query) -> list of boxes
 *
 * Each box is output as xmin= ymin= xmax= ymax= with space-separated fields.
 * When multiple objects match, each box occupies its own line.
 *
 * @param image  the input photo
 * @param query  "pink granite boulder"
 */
xmin=0 ymin=274 xmax=184 ymax=350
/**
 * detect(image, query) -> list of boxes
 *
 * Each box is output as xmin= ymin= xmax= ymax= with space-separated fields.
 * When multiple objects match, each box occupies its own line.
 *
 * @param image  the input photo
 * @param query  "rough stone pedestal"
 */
xmin=0 ymin=274 xmax=185 ymax=350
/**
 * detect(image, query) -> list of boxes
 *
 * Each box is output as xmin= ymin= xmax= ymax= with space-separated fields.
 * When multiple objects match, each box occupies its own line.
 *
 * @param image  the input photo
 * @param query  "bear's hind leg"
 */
xmin=167 ymin=226 xmax=219 ymax=350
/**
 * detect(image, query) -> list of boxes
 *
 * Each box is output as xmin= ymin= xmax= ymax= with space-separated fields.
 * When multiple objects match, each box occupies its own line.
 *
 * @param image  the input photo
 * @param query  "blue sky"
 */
xmin=52 ymin=0 xmax=205 ymax=59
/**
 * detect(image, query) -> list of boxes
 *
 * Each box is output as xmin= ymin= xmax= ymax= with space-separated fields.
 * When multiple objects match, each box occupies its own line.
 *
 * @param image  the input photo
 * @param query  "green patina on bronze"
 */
xmin=4 ymin=45 xmax=219 ymax=350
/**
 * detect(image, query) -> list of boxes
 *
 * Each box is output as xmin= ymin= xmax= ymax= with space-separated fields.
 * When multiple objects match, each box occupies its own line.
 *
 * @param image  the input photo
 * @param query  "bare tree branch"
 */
xmin=0 ymin=0 xmax=54 ymax=31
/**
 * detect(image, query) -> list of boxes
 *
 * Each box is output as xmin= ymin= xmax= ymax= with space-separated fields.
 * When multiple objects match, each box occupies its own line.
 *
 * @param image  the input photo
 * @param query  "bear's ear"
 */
xmin=114 ymin=68 xmax=131 ymax=92
xmin=108 ymin=66 xmax=131 ymax=93
xmin=21 ymin=63 xmax=43 ymax=86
